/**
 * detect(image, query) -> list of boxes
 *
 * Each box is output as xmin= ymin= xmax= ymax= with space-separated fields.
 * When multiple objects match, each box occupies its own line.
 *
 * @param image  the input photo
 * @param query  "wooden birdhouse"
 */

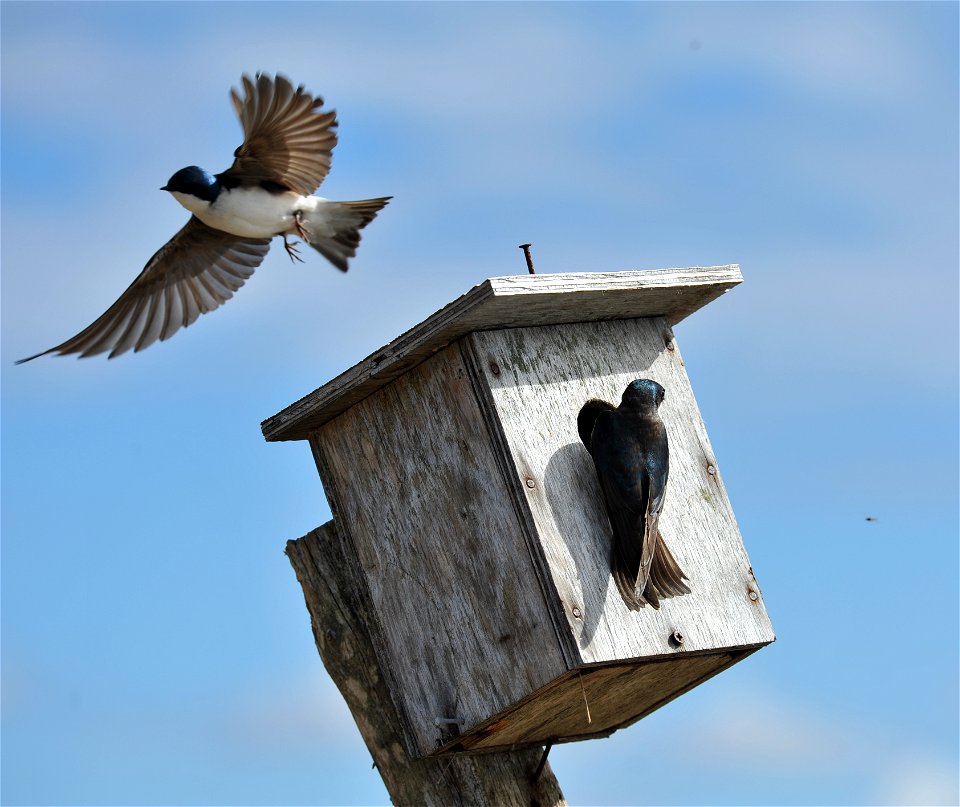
xmin=263 ymin=266 xmax=774 ymax=760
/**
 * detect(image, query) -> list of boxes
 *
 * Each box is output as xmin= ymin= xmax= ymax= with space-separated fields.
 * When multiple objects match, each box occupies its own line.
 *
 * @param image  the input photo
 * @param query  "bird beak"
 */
xmin=160 ymin=185 xmax=169 ymax=192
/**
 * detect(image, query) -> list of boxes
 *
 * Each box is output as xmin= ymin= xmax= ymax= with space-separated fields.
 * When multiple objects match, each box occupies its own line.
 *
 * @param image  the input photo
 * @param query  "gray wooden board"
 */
xmin=467 ymin=318 xmax=775 ymax=665
xmin=312 ymin=342 xmax=569 ymax=758
xmin=449 ymin=650 xmax=750 ymax=753
xmin=263 ymin=266 xmax=742 ymax=441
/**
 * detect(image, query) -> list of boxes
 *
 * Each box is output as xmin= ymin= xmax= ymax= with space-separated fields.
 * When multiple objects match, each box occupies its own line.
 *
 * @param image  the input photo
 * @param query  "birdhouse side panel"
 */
xmin=465 ymin=318 xmax=774 ymax=666
xmin=312 ymin=342 xmax=569 ymax=758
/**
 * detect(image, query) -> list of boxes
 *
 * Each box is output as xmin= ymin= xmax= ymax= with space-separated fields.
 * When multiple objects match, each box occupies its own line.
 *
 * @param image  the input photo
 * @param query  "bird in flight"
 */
xmin=579 ymin=379 xmax=691 ymax=610
xmin=17 ymin=73 xmax=391 ymax=363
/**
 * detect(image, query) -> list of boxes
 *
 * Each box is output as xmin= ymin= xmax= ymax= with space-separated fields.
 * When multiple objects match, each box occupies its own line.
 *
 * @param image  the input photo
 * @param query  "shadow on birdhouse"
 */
xmin=264 ymin=266 xmax=774 ymax=760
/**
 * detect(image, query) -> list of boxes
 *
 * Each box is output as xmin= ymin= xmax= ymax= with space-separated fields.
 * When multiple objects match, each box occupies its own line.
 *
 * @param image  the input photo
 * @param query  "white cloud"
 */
xmin=880 ymin=752 xmax=960 ymax=807
xmin=680 ymin=688 xmax=864 ymax=771
xmin=650 ymin=3 xmax=934 ymax=105
xmin=667 ymin=685 xmax=960 ymax=805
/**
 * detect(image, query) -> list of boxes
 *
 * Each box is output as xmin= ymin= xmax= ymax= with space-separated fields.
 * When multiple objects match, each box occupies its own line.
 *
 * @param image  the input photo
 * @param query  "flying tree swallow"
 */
xmin=579 ymin=379 xmax=691 ymax=610
xmin=17 ymin=73 xmax=391 ymax=363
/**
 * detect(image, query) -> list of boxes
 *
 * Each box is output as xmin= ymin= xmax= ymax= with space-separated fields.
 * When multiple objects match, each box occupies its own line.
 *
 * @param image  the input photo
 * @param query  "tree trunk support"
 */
xmin=286 ymin=522 xmax=568 ymax=807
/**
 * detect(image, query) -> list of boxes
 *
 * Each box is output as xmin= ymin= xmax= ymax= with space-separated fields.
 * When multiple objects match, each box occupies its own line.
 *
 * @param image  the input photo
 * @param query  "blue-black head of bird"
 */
xmin=620 ymin=378 xmax=665 ymax=412
xmin=161 ymin=166 xmax=220 ymax=202
xmin=580 ymin=378 xmax=690 ymax=610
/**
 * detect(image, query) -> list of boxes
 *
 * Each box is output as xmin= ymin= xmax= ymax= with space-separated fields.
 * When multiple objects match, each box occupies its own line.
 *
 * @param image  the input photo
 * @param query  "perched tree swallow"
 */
xmin=17 ymin=73 xmax=391 ymax=363
xmin=579 ymin=379 xmax=691 ymax=610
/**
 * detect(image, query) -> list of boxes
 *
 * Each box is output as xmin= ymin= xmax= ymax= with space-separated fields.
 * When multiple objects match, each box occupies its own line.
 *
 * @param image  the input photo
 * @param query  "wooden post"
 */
xmin=286 ymin=521 xmax=568 ymax=807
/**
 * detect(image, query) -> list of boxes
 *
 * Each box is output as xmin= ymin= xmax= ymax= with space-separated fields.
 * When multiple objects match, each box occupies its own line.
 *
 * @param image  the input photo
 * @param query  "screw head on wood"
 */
xmin=669 ymin=630 xmax=685 ymax=648
xmin=706 ymin=464 xmax=716 ymax=476
xmin=748 ymin=590 xmax=759 ymax=602
xmin=572 ymin=606 xmax=582 ymax=619
xmin=525 ymin=478 xmax=536 ymax=489
xmin=489 ymin=361 xmax=501 ymax=376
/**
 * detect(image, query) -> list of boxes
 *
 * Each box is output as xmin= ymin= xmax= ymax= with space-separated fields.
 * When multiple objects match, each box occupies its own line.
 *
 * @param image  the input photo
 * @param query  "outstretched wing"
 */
xmin=222 ymin=73 xmax=338 ymax=196
xmin=17 ymin=217 xmax=271 ymax=363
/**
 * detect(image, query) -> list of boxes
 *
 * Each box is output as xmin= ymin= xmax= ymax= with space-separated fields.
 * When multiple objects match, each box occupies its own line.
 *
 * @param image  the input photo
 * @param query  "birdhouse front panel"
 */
xmin=311 ymin=341 xmax=573 ymax=759
xmin=464 ymin=316 xmax=774 ymax=666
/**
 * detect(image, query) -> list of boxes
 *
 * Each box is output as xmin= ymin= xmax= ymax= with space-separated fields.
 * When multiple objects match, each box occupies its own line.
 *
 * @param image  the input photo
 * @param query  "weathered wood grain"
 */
xmin=466 ymin=319 xmax=775 ymax=664
xmin=447 ymin=650 xmax=755 ymax=754
xmin=262 ymin=267 xmax=742 ymax=442
xmin=311 ymin=343 xmax=570 ymax=758
xmin=286 ymin=522 xmax=567 ymax=806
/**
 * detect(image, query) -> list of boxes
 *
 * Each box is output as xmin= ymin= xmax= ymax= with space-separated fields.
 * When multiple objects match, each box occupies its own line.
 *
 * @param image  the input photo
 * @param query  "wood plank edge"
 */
xmin=436 ymin=641 xmax=770 ymax=756
xmin=487 ymin=265 xmax=742 ymax=296
xmin=459 ymin=336 xmax=583 ymax=670
xmin=262 ymin=266 xmax=743 ymax=442
xmin=261 ymin=278 xmax=497 ymax=442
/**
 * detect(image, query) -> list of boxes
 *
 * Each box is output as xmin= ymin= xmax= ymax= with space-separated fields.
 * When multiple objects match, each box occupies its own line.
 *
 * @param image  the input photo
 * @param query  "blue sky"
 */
xmin=1 ymin=2 xmax=957 ymax=805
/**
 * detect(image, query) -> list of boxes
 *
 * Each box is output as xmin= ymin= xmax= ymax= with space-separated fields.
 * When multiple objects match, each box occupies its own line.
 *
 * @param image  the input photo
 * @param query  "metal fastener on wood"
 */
xmin=433 ymin=717 xmax=462 ymax=727
xmin=572 ymin=606 xmax=582 ymax=619
xmin=749 ymin=590 xmax=759 ymax=602
xmin=707 ymin=464 xmax=716 ymax=475
xmin=669 ymin=629 xmax=685 ymax=647
xmin=530 ymin=741 xmax=554 ymax=785
xmin=489 ymin=361 xmax=501 ymax=376
xmin=518 ymin=243 xmax=535 ymax=274
xmin=525 ymin=478 xmax=536 ymax=489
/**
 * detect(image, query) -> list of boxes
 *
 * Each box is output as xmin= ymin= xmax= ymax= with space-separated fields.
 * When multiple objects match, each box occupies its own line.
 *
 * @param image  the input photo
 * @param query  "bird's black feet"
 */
xmin=283 ymin=235 xmax=305 ymax=263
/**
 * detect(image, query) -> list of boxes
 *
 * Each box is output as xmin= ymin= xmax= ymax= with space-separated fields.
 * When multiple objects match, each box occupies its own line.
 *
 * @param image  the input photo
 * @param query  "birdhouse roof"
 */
xmin=262 ymin=265 xmax=741 ymax=441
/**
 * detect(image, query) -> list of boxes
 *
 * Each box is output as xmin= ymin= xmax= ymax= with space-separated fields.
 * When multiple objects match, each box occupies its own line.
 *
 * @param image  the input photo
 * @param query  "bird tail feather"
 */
xmin=299 ymin=197 xmax=392 ymax=272
xmin=612 ymin=531 xmax=690 ymax=611
xmin=647 ymin=532 xmax=692 ymax=601
xmin=612 ymin=563 xmax=645 ymax=611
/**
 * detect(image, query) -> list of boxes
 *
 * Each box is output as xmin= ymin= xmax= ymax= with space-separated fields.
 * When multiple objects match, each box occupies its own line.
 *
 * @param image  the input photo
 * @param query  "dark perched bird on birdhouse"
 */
xmin=580 ymin=379 xmax=691 ymax=610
